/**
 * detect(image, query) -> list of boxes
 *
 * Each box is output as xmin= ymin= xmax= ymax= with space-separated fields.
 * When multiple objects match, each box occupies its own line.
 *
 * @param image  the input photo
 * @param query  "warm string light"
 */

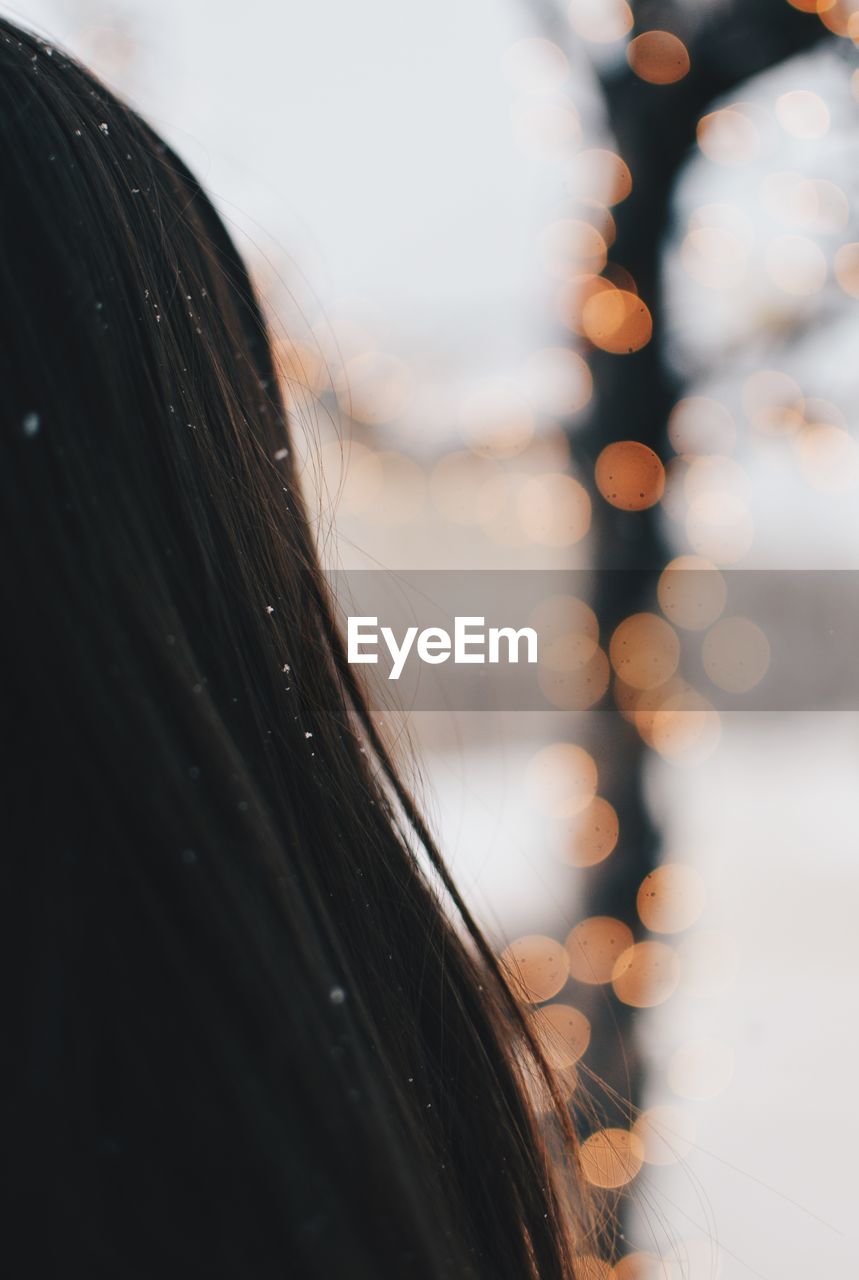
xmin=627 ymin=31 xmax=690 ymax=86
xmin=567 ymin=0 xmax=633 ymax=45
xmin=279 ymin=33 xmax=839 ymax=1274
xmin=284 ymin=19 xmax=858 ymax=569
xmin=595 ymin=442 xmax=665 ymax=510
xmin=814 ymin=0 xmax=859 ymax=39
xmin=579 ymin=1127 xmax=644 ymax=1188
xmin=531 ymin=595 xmax=611 ymax=710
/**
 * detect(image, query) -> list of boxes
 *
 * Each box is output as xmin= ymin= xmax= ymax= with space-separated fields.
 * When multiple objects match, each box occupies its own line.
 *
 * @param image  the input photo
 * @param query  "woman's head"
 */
xmin=0 ymin=19 xmax=589 ymax=1277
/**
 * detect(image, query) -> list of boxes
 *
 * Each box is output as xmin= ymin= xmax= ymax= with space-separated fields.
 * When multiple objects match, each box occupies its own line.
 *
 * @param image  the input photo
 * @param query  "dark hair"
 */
xmin=0 ymin=19 xmax=590 ymax=1278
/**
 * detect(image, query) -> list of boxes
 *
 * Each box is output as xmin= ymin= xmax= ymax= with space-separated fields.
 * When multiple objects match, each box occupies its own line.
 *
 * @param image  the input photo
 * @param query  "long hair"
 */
xmin=0 ymin=19 xmax=588 ymax=1277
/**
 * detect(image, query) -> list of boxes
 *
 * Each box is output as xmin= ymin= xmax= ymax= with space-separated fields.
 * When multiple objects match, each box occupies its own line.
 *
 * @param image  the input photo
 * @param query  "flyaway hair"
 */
xmin=0 ymin=19 xmax=590 ymax=1278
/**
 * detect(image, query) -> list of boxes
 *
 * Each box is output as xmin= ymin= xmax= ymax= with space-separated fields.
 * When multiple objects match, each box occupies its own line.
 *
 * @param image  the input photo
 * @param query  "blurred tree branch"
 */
xmin=527 ymin=0 xmax=828 ymax=1129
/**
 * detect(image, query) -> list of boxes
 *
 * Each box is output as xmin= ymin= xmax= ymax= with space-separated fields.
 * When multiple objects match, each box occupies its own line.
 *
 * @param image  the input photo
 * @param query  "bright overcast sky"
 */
xmin=11 ymin=0 xmax=604 ymax=413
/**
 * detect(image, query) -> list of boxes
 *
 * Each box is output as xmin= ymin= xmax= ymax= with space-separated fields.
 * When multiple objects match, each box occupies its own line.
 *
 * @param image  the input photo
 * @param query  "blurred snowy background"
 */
xmin=9 ymin=0 xmax=859 ymax=1274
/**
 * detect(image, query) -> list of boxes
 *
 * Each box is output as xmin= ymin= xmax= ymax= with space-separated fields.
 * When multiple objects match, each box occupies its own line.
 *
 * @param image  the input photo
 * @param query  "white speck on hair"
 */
xmin=304 ymin=731 xmax=313 ymax=739
xmin=329 ymin=986 xmax=346 ymax=1005
xmin=22 ymin=412 xmax=40 ymax=438
xmin=73 ymin=128 xmax=81 ymax=137
xmin=274 ymin=447 xmax=288 ymax=461
xmin=131 ymin=188 xmax=140 ymax=194
xmin=265 ymin=605 xmax=275 ymax=615
xmin=99 ymin=122 xmax=109 ymax=135
xmin=282 ymin=663 xmax=291 ymax=673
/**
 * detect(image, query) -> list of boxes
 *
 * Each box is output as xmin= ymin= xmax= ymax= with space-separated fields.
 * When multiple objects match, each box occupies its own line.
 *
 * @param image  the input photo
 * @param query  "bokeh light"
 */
xmin=538 ymin=646 xmax=611 ymax=710
xmin=685 ymin=491 xmax=754 ymax=564
xmin=633 ymin=680 xmax=722 ymax=765
xmin=609 ymin=613 xmax=680 ymax=690
xmin=566 ymin=916 xmax=634 ymax=985
xmin=580 ymin=1127 xmax=644 ymax=1188
xmin=668 ymin=397 xmax=737 ymax=455
xmin=529 ymin=1002 xmax=591 ymax=1068
xmin=627 ymin=31 xmax=690 ymax=85
xmin=539 ymin=218 xmax=608 ymax=280
xmin=565 ymin=796 xmax=620 ymax=867
xmin=817 ymin=0 xmax=859 ymax=39
xmin=795 ymin=423 xmax=859 ymax=493
xmin=684 ymin=454 xmax=750 ymax=505
xmin=460 ymin=382 xmax=535 ymax=458
xmin=611 ymin=940 xmax=680 ymax=1007
xmin=530 ymin=594 xmax=599 ymax=660
xmin=742 ymin=369 xmax=804 ymax=435
xmin=595 ymin=441 xmax=665 ymax=510
xmin=697 ymin=107 xmax=760 ymax=165
xmin=636 ymin=863 xmax=706 ymax=934
xmin=582 ymin=288 xmax=653 ymax=354
xmin=527 ymin=743 xmax=598 ymax=818
xmin=835 ymin=241 xmax=859 ymax=297
xmin=614 ymin=1253 xmax=673 ymax=1280
xmin=681 ymin=224 xmax=748 ymax=290
xmin=518 ymin=473 xmax=592 ymax=545
xmin=501 ymin=37 xmax=570 ymax=93
xmin=557 ymin=274 xmax=616 ymax=335
xmin=775 ymin=89 xmax=830 ymax=139
xmin=567 ymin=0 xmax=633 ymax=44
xmin=521 ymin=347 xmax=593 ymax=418
xmin=702 ymin=616 xmax=771 ymax=693
xmin=500 ymin=934 xmax=570 ymax=1004
xmin=568 ymin=148 xmax=633 ymax=206
xmin=658 ymin=556 xmax=727 ymax=631
xmin=575 ymin=1258 xmax=614 ymax=1280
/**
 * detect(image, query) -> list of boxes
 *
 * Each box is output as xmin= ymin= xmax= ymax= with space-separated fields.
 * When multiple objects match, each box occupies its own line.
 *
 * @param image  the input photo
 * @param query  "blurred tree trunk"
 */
xmin=531 ymin=0 xmax=826 ymax=1127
